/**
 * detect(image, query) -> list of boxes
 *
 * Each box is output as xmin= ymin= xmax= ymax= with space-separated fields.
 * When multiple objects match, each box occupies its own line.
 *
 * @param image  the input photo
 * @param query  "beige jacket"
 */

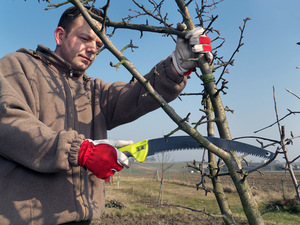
xmin=0 ymin=45 xmax=186 ymax=224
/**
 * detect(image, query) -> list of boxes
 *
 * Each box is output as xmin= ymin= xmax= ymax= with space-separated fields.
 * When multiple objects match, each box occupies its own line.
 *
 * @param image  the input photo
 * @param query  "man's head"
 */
xmin=54 ymin=6 xmax=104 ymax=72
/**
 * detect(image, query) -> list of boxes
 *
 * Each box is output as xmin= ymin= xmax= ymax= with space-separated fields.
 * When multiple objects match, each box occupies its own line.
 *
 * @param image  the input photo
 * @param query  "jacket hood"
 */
xmin=17 ymin=45 xmax=85 ymax=77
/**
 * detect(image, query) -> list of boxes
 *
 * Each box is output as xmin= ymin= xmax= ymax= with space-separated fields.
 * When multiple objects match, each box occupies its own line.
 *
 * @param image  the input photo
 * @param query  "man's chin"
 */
xmin=72 ymin=63 xmax=91 ymax=72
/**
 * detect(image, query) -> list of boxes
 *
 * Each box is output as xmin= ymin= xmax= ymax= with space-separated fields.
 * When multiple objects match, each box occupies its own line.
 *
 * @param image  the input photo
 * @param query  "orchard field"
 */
xmin=90 ymin=162 xmax=300 ymax=225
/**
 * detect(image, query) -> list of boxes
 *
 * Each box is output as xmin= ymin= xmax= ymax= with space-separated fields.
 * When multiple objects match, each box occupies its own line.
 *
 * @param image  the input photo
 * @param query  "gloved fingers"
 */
xmin=189 ymin=35 xmax=211 ymax=46
xmin=186 ymin=27 xmax=212 ymax=55
xmin=86 ymin=139 xmax=104 ymax=145
xmin=88 ymin=139 xmax=134 ymax=148
xmin=190 ymin=46 xmax=213 ymax=63
xmin=177 ymin=23 xmax=187 ymax=31
xmin=192 ymin=43 xmax=212 ymax=53
xmin=205 ymin=52 xmax=214 ymax=63
xmin=116 ymin=149 xmax=131 ymax=168
xmin=185 ymin=27 xmax=205 ymax=39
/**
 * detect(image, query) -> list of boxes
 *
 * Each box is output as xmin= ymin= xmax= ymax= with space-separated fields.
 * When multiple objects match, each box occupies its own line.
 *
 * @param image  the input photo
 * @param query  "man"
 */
xmin=0 ymin=6 xmax=212 ymax=225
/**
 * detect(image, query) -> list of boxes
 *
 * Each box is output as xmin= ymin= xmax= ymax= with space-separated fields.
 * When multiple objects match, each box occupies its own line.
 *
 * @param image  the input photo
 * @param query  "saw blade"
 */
xmin=147 ymin=136 xmax=274 ymax=160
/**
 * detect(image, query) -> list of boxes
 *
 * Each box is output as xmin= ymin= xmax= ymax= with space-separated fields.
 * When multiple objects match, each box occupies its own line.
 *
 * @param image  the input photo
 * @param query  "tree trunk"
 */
xmin=206 ymin=96 xmax=237 ymax=225
xmin=175 ymin=1 xmax=265 ymax=224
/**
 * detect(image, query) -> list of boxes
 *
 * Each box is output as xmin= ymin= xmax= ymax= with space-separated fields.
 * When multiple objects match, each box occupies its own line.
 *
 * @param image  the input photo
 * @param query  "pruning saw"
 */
xmin=118 ymin=136 xmax=275 ymax=163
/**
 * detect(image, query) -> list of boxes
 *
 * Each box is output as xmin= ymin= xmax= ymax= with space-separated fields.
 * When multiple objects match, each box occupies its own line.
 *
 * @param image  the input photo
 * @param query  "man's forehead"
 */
xmin=72 ymin=16 xmax=100 ymax=28
xmin=93 ymin=19 xmax=102 ymax=30
xmin=71 ymin=16 xmax=103 ymax=35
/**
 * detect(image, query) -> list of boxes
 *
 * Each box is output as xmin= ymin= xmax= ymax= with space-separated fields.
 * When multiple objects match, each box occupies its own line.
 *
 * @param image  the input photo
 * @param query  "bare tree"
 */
xmin=156 ymin=151 xmax=174 ymax=205
xmin=253 ymin=87 xmax=300 ymax=200
xmin=240 ymin=86 xmax=300 ymax=201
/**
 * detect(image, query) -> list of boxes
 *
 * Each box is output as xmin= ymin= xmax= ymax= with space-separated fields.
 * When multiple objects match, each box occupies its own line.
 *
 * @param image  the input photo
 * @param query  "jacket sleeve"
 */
xmin=0 ymin=53 xmax=84 ymax=173
xmin=97 ymin=56 xmax=187 ymax=130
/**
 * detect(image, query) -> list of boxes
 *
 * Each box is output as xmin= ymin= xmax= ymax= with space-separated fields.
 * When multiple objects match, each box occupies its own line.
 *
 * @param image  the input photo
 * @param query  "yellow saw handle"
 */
xmin=118 ymin=140 xmax=148 ymax=163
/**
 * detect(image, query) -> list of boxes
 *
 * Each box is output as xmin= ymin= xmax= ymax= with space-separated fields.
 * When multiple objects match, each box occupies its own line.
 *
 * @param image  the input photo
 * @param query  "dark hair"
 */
xmin=57 ymin=6 xmax=104 ymax=34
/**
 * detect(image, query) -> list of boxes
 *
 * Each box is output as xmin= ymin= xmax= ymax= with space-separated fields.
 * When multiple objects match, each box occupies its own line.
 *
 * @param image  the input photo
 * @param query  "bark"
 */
xmin=281 ymin=126 xmax=300 ymax=200
xmin=206 ymin=96 xmax=236 ymax=225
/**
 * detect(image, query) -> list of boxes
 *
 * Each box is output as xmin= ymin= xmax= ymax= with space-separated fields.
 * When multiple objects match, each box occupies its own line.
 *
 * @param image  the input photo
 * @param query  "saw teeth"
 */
xmin=147 ymin=136 xmax=275 ymax=160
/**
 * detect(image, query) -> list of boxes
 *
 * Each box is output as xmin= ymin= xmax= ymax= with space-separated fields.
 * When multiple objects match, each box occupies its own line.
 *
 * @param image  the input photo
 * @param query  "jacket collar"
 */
xmin=17 ymin=45 xmax=85 ymax=78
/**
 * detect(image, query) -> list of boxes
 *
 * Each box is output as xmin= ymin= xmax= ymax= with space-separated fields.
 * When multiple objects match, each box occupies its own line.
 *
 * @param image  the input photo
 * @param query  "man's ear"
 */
xmin=54 ymin=27 xmax=65 ymax=46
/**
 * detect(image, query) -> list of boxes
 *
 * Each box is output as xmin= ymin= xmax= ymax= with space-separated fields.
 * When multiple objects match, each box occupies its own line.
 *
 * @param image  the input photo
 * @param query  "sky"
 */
xmin=1 ymin=0 xmax=300 ymax=162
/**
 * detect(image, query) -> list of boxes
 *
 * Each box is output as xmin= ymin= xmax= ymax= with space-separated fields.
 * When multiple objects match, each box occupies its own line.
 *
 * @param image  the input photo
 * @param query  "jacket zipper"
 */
xmin=68 ymin=69 xmax=87 ymax=221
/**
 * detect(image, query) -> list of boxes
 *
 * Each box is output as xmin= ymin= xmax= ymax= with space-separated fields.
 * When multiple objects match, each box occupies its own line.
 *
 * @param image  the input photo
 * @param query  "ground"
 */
xmin=92 ymin=213 xmax=248 ymax=225
xmin=87 ymin=167 xmax=300 ymax=225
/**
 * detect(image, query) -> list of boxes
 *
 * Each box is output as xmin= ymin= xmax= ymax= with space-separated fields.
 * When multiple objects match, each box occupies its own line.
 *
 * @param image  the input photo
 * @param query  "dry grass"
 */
xmin=99 ymin=164 xmax=300 ymax=224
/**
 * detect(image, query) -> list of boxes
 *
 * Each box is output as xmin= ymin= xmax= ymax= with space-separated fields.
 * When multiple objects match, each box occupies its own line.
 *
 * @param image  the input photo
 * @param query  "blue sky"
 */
xmin=1 ymin=0 xmax=300 ymax=162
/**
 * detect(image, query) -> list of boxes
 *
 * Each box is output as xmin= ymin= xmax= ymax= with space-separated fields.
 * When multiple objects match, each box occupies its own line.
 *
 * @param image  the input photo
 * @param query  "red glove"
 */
xmin=78 ymin=139 xmax=131 ymax=179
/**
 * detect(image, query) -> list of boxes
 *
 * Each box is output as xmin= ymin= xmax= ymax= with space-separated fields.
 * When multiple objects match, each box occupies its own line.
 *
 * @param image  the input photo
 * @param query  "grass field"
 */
xmin=95 ymin=162 xmax=300 ymax=224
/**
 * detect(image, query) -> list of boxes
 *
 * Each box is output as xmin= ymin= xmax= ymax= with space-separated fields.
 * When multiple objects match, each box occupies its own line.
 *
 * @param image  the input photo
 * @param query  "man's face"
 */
xmin=55 ymin=16 xmax=104 ymax=71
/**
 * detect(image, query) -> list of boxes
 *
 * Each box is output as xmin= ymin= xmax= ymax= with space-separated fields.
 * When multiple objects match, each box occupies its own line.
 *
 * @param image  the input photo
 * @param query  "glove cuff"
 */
xmin=78 ymin=140 xmax=92 ymax=167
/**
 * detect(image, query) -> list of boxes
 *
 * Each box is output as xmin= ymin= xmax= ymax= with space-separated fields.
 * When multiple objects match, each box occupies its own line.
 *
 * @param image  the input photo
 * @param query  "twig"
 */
xmin=290 ymin=155 xmax=300 ymax=164
xmin=131 ymin=0 xmax=173 ymax=29
xmin=195 ymin=0 xmax=223 ymax=27
xmin=180 ymin=92 xmax=204 ymax=96
xmin=273 ymin=87 xmax=282 ymax=136
xmin=232 ymin=136 xmax=280 ymax=145
xmin=286 ymin=88 xmax=300 ymax=100
xmin=254 ymin=109 xmax=300 ymax=133
xmin=216 ymin=17 xmax=251 ymax=85
xmin=90 ymin=11 xmax=184 ymax=37
xmin=157 ymin=203 xmax=223 ymax=218
xmin=247 ymin=150 xmax=279 ymax=174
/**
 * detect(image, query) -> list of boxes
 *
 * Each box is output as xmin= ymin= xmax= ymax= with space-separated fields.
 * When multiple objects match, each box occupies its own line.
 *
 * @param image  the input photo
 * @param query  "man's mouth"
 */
xmin=80 ymin=55 xmax=91 ymax=62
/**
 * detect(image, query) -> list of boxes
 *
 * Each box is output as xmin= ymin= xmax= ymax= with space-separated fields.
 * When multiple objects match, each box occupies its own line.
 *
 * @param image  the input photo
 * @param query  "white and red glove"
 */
xmin=78 ymin=139 xmax=133 ymax=179
xmin=172 ymin=26 xmax=213 ymax=76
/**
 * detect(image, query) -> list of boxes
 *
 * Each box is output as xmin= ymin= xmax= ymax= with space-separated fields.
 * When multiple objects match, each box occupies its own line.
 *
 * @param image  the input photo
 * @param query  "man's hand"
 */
xmin=172 ymin=26 xmax=213 ymax=76
xmin=78 ymin=139 xmax=133 ymax=179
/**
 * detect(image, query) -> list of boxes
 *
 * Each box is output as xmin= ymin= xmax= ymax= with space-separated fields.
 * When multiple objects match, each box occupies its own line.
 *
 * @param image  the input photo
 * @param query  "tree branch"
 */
xmin=69 ymin=0 xmax=229 ymax=161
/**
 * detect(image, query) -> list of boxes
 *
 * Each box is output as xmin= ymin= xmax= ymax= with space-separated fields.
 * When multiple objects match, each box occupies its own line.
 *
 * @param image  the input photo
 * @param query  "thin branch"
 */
xmin=247 ymin=150 xmax=280 ymax=174
xmin=254 ymin=109 xmax=300 ymax=133
xmin=180 ymin=92 xmax=204 ymax=96
xmin=286 ymin=88 xmax=300 ymax=100
xmin=216 ymin=17 xmax=251 ymax=84
xmin=157 ymin=203 xmax=223 ymax=218
xmin=88 ymin=6 xmax=183 ymax=37
xmin=132 ymin=0 xmax=172 ymax=28
xmin=290 ymin=155 xmax=300 ymax=164
xmin=232 ymin=136 xmax=281 ymax=145
xmin=273 ymin=87 xmax=282 ymax=136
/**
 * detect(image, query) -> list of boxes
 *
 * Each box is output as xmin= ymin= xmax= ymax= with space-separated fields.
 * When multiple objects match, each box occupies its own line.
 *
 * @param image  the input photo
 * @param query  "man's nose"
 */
xmin=86 ymin=41 xmax=98 ymax=54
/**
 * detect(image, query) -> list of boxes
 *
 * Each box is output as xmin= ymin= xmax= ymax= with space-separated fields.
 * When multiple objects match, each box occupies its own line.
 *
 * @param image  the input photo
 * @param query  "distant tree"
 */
xmin=156 ymin=151 xmax=174 ymax=205
xmin=253 ymin=87 xmax=300 ymax=200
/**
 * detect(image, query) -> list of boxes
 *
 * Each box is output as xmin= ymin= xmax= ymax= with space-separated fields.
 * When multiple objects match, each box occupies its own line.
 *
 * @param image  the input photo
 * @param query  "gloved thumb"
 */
xmin=116 ymin=150 xmax=131 ymax=168
xmin=89 ymin=139 xmax=134 ymax=148
xmin=114 ymin=140 xmax=134 ymax=148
